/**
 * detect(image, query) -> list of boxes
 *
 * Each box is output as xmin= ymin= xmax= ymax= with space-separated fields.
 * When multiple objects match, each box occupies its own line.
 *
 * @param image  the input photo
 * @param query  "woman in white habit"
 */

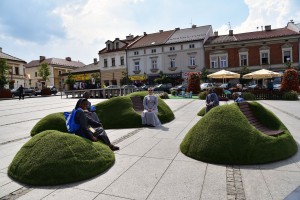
xmin=141 ymin=88 xmax=161 ymax=127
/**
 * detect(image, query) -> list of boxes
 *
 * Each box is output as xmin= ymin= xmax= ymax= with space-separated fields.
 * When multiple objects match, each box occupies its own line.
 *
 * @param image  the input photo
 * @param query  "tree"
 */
xmin=239 ymin=66 xmax=250 ymax=86
xmin=200 ymin=67 xmax=209 ymax=82
xmin=0 ymin=59 xmax=9 ymax=89
xmin=38 ymin=63 xmax=50 ymax=87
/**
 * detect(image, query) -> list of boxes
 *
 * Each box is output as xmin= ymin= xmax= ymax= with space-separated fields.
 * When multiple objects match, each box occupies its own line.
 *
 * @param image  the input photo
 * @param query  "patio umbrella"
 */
xmin=207 ymin=69 xmax=240 ymax=83
xmin=242 ymin=69 xmax=282 ymax=79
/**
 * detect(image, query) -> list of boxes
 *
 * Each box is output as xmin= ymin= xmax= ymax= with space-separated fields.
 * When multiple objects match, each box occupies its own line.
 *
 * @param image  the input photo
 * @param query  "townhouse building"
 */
xmin=25 ymin=56 xmax=85 ymax=90
xmin=204 ymin=24 xmax=300 ymax=75
xmin=126 ymin=25 xmax=213 ymax=84
xmin=98 ymin=35 xmax=141 ymax=86
xmin=0 ymin=47 xmax=27 ymax=89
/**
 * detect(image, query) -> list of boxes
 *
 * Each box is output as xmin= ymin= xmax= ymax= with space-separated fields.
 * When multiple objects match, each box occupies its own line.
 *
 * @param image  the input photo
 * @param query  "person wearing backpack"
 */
xmin=74 ymin=98 xmax=119 ymax=151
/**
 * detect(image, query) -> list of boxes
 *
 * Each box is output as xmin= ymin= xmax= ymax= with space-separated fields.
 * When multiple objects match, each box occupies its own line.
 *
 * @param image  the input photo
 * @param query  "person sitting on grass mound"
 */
xmin=205 ymin=88 xmax=219 ymax=113
xmin=75 ymin=98 xmax=119 ymax=151
xmin=142 ymin=87 xmax=161 ymax=127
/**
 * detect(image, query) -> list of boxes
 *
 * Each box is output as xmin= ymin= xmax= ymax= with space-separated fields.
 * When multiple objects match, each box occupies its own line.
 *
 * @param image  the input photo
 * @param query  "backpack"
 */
xmin=64 ymin=109 xmax=80 ymax=133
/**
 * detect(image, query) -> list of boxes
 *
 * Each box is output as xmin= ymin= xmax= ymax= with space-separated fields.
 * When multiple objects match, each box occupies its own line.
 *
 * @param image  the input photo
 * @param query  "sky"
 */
xmin=0 ymin=0 xmax=299 ymax=65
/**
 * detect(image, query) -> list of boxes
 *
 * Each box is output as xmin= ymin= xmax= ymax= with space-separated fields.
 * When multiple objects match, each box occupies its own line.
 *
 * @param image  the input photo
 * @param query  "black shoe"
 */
xmin=109 ymin=145 xmax=119 ymax=151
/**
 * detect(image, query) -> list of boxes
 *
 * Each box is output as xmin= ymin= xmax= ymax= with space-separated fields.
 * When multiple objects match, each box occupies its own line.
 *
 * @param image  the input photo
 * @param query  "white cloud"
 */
xmin=217 ymin=0 xmax=299 ymax=35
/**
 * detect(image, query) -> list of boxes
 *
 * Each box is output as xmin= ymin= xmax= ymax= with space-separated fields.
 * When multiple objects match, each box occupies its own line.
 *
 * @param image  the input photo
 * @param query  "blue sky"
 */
xmin=0 ymin=0 xmax=299 ymax=64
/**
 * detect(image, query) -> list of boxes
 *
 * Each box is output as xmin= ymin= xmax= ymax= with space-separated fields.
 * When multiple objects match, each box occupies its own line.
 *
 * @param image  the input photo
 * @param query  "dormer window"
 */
xmin=116 ymin=42 xmax=119 ymax=49
xmin=107 ymin=44 xmax=111 ymax=50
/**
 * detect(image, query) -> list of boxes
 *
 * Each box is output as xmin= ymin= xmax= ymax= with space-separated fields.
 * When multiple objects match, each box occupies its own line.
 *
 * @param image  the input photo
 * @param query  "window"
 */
xmin=104 ymin=59 xmax=108 ymax=67
xmin=112 ymin=58 xmax=115 ymax=66
xmin=152 ymin=60 xmax=157 ymax=69
xmin=170 ymin=46 xmax=175 ymax=51
xmin=261 ymin=52 xmax=269 ymax=65
xmin=134 ymin=51 xmax=139 ymax=55
xmin=283 ymin=50 xmax=291 ymax=63
xmin=240 ymin=54 xmax=248 ymax=66
xmin=189 ymin=56 xmax=195 ymax=66
xmin=189 ymin=44 xmax=195 ymax=48
xmin=120 ymin=56 xmax=124 ymax=66
xmin=210 ymin=56 xmax=218 ymax=68
xmin=134 ymin=61 xmax=140 ymax=71
xmin=58 ymin=70 xmax=62 ymax=75
xmin=116 ymin=42 xmax=119 ymax=49
xmin=107 ymin=44 xmax=111 ymax=50
xmin=220 ymin=56 xmax=227 ymax=68
xmin=170 ymin=58 xmax=175 ymax=68
xmin=151 ymin=49 xmax=156 ymax=53
xmin=35 ymin=72 xmax=38 ymax=77
xmin=15 ymin=67 xmax=19 ymax=75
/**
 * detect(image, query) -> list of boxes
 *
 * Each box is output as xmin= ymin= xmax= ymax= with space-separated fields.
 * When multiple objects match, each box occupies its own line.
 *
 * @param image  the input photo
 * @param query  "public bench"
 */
xmin=238 ymin=101 xmax=284 ymax=136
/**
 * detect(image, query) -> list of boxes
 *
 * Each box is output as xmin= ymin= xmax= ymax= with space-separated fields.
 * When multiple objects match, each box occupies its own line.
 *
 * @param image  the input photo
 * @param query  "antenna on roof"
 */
xmin=190 ymin=18 xmax=193 ymax=27
xmin=228 ymin=22 xmax=231 ymax=30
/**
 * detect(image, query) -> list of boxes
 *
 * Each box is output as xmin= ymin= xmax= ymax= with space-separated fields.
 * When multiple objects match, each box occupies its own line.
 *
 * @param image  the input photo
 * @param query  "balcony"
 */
xmin=150 ymin=68 xmax=159 ymax=73
xmin=168 ymin=67 xmax=177 ymax=71
xmin=188 ymin=65 xmax=197 ymax=70
xmin=133 ymin=70 xmax=141 ymax=74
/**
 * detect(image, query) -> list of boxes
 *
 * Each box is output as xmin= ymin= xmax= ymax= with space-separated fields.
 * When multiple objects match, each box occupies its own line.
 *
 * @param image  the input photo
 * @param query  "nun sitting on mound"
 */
xmin=141 ymin=88 xmax=161 ymax=127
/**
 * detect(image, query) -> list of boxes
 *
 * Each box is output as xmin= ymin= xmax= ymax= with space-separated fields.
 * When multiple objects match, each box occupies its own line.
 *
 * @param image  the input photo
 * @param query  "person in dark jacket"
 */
xmin=18 ymin=85 xmax=24 ymax=100
xmin=205 ymin=88 xmax=219 ymax=113
xmin=75 ymin=98 xmax=119 ymax=151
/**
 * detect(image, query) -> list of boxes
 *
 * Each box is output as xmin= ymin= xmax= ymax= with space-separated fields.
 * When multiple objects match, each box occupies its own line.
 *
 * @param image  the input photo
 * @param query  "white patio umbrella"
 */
xmin=242 ymin=69 xmax=282 ymax=79
xmin=207 ymin=69 xmax=240 ymax=83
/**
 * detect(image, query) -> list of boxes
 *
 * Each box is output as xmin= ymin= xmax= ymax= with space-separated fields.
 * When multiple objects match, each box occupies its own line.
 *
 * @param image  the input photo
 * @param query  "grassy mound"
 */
xmin=31 ymin=92 xmax=175 ymax=135
xmin=8 ymin=130 xmax=115 ymax=186
xmin=31 ymin=113 xmax=67 ymax=136
xmin=181 ymin=102 xmax=297 ymax=164
xmin=197 ymin=107 xmax=206 ymax=116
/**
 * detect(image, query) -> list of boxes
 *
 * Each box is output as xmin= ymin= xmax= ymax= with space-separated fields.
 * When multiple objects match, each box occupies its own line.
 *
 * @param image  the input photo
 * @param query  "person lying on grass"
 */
xmin=75 ymin=98 xmax=119 ymax=151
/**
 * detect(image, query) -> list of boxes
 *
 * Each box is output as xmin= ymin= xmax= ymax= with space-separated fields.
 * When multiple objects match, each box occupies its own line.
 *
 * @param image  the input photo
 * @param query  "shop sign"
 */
xmin=129 ymin=75 xmax=146 ymax=81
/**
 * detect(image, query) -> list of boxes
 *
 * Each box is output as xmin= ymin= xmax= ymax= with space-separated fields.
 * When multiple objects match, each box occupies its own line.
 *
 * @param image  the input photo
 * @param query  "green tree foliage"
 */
xmin=0 ymin=59 xmax=9 ymax=89
xmin=91 ymin=72 xmax=101 ymax=84
xmin=200 ymin=67 xmax=209 ymax=82
xmin=239 ymin=66 xmax=250 ymax=85
xmin=187 ymin=72 xmax=200 ymax=93
xmin=38 ymin=63 xmax=50 ymax=86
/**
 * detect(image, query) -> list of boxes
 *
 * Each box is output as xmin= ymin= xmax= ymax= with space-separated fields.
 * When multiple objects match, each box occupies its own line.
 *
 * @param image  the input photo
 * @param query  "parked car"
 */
xmin=153 ymin=83 xmax=173 ymax=93
xmin=106 ymin=85 xmax=120 ymax=89
xmin=273 ymin=84 xmax=281 ymax=91
xmin=11 ymin=87 xmax=35 ymax=98
xmin=200 ymin=83 xmax=214 ymax=90
xmin=35 ymin=86 xmax=58 ymax=96
xmin=170 ymin=83 xmax=187 ymax=93
xmin=122 ymin=85 xmax=138 ymax=90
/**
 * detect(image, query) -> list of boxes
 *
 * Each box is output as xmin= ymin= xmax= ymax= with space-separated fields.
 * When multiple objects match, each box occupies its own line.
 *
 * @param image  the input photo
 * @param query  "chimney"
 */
xmin=214 ymin=31 xmax=218 ymax=36
xmin=66 ymin=57 xmax=72 ymax=61
xmin=115 ymin=38 xmax=119 ymax=40
xmin=159 ymin=30 xmax=163 ymax=33
xmin=229 ymin=30 xmax=233 ymax=36
xmin=39 ymin=56 xmax=45 ymax=62
xmin=94 ymin=58 xmax=97 ymax=64
xmin=143 ymin=32 xmax=147 ymax=36
xmin=265 ymin=25 xmax=271 ymax=31
xmin=126 ymin=34 xmax=133 ymax=40
xmin=175 ymin=27 xmax=180 ymax=31
xmin=192 ymin=25 xmax=197 ymax=28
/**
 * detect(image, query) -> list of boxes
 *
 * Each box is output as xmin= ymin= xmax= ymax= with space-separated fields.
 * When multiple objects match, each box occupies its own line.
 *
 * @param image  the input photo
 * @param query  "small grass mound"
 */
xmin=31 ymin=113 xmax=67 ymax=136
xmin=31 ymin=92 xmax=175 ymax=135
xmin=8 ymin=130 xmax=115 ymax=186
xmin=181 ymin=102 xmax=297 ymax=165
xmin=197 ymin=107 xmax=206 ymax=116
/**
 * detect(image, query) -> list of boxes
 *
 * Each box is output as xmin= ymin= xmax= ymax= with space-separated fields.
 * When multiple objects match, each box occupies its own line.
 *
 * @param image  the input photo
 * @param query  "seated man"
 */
xmin=205 ymin=88 xmax=219 ymax=113
xmin=75 ymin=98 xmax=119 ymax=151
xmin=141 ymin=88 xmax=161 ymax=127
xmin=233 ymin=92 xmax=245 ymax=103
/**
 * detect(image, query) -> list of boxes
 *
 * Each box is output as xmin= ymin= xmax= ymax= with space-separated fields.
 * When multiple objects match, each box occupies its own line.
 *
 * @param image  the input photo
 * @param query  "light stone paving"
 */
xmin=1 ymin=97 xmax=300 ymax=199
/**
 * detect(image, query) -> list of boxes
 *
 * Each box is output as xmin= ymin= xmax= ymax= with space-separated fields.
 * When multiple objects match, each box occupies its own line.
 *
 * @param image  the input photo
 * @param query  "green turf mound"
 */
xmin=30 ymin=92 xmax=174 ymax=136
xmin=180 ymin=102 xmax=297 ymax=165
xmin=8 ymin=130 xmax=115 ymax=186
xmin=197 ymin=107 xmax=206 ymax=116
xmin=31 ymin=113 xmax=67 ymax=136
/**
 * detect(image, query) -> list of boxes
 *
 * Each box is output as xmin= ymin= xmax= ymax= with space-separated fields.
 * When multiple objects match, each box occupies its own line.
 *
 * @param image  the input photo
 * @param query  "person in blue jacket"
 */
xmin=75 ymin=98 xmax=119 ymax=151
